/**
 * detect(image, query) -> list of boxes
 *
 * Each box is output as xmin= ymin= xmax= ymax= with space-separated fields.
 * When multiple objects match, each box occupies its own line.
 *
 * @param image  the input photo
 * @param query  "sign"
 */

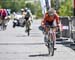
xmin=45 ymin=0 xmax=51 ymax=10
xmin=62 ymin=26 xmax=69 ymax=30
xmin=40 ymin=0 xmax=47 ymax=16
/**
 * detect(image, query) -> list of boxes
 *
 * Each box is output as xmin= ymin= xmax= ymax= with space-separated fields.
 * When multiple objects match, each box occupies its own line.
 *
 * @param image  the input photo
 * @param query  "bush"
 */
xmin=58 ymin=0 xmax=73 ymax=16
xmin=25 ymin=3 xmax=35 ymax=14
xmin=36 ymin=8 xmax=43 ymax=18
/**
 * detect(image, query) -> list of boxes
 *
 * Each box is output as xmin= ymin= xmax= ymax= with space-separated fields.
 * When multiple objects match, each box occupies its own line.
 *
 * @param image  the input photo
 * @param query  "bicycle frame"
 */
xmin=44 ymin=26 xmax=55 ymax=56
xmin=48 ymin=27 xmax=55 ymax=56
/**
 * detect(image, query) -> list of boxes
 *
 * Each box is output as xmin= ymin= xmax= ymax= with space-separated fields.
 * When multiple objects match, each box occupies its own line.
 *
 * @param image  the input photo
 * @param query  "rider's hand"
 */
xmin=57 ymin=23 xmax=60 ymax=27
xmin=57 ymin=23 xmax=63 ymax=32
xmin=41 ymin=22 xmax=45 ymax=28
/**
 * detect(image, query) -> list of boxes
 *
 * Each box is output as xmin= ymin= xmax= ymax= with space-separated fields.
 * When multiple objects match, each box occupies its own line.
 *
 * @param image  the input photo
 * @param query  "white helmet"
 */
xmin=24 ymin=7 xmax=28 ymax=12
xmin=48 ymin=8 xmax=56 ymax=16
xmin=21 ymin=9 xmax=24 ymax=12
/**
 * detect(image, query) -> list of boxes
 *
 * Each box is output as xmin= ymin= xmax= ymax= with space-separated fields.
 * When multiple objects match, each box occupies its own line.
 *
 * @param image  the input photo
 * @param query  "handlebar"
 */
xmin=46 ymin=25 xmax=59 ymax=28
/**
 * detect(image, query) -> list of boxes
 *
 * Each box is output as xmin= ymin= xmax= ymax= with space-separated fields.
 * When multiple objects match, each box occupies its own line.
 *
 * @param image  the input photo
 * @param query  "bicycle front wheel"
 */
xmin=48 ymin=40 xmax=54 ymax=56
xmin=27 ymin=26 xmax=30 ymax=36
xmin=26 ymin=21 xmax=30 ymax=36
xmin=1 ymin=20 xmax=6 ymax=30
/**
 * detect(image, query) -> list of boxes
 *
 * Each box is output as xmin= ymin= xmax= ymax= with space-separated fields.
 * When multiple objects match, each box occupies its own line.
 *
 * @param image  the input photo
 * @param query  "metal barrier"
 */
xmin=59 ymin=16 xmax=70 ymax=38
xmin=71 ymin=16 xmax=75 ymax=42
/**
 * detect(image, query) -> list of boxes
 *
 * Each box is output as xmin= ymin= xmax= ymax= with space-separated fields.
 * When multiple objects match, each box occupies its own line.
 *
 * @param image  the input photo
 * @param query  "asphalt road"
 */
xmin=0 ymin=19 xmax=75 ymax=60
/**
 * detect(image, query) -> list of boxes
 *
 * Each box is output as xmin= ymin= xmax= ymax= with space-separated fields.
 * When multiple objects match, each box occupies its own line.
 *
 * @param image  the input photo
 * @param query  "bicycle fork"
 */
xmin=48 ymin=30 xmax=56 ymax=47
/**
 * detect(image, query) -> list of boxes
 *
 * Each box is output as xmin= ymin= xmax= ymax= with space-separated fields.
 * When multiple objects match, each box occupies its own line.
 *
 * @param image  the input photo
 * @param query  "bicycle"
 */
xmin=25 ymin=20 xmax=31 ymax=36
xmin=44 ymin=25 xmax=57 ymax=56
xmin=1 ymin=19 xmax=6 ymax=30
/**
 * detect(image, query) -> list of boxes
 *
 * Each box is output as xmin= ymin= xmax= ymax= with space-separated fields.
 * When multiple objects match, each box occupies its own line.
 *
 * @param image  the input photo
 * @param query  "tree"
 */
xmin=0 ymin=0 xmax=26 ymax=12
xmin=25 ymin=3 xmax=35 ymax=14
xmin=58 ymin=0 xmax=73 ymax=16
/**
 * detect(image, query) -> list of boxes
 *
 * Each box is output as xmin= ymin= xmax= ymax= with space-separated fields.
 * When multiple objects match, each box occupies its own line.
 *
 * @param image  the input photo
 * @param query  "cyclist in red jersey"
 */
xmin=41 ymin=8 xmax=60 ymax=49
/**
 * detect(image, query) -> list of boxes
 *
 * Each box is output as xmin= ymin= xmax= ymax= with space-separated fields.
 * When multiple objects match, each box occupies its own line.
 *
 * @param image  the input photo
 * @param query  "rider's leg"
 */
xmin=45 ymin=27 xmax=49 ymax=34
xmin=25 ymin=18 xmax=28 ymax=32
xmin=1 ymin=16 xmax=5 ymax=30
xmin=27 ymin=20 xmax=31 ymax=30
xmin=52 ymin=28 xmax=57 ymax=49
xmin=25 ymin=18 xmax=31 ymax=32
xmin=44 ymin=26 xmax=50 ymax=46
xmin=52 ymin=20 xmax=57 ymax=49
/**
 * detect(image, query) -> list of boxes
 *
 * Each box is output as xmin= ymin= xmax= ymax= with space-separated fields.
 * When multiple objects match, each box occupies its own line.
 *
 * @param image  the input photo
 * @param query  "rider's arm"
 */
xmin=55 ymin=13 xmax=63 ymax=31
xmin=42 ymin=13 xmax=48 ymax=24
xmin=55 ymin=13 xmax=60 ymax=25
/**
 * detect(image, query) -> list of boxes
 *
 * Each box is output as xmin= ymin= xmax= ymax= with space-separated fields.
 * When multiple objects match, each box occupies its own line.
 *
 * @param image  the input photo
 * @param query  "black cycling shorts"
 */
xmin=45 ymin=21 xmax=54 ymax=27
xmin=25 ymin=17 xmax=29 ymax=21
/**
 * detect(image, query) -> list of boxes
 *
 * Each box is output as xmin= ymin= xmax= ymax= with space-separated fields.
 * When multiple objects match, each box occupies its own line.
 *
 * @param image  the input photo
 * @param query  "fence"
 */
xmin=59 ymin=16 xmax=70 ymax=38
xmin=71 ymin=16 xmax=75 ymax=42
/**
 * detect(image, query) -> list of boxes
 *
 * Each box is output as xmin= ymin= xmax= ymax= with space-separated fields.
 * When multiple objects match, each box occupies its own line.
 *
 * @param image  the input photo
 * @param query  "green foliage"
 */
xmin=34 ymin=1 xmax=43 ymax=18
xmin=51 ymin=0 xmax=55 ymax=7
xmin=0 ymin=0 xmax=73 ymax=16
xmin=0 ymin=5 xmax=2 ymax=8
xmin=58 ymin=0 xmax=73 ymax=16
xmin=25 ymin=3 xmax=35 ymax=14
xmin=25 ymin=1 xmax=43 ymax=18
xmin=0 ymin=0 xmax=26 ymax=12
xmin=36 ymin=8 xmax=42 ymax=18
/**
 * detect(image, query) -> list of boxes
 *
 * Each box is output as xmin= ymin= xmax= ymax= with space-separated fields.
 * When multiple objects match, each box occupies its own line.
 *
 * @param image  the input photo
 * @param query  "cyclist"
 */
xmin=1 ymin=9 xmax=7 ymax=20
xmin=0 ymin=9 xmax=2 ymax=25
xmin=41 ymin=8 xmax=60 ymax=49
xmin=24 ymin=8 xmax=33 ymax=32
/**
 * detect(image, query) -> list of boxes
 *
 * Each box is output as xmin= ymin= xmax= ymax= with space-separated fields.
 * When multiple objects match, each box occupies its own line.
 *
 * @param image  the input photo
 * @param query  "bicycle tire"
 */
xmin=2 ymin=21 xmax=6 ymax=30
xmin=51 ymin=41 xmax=54 ymax=56
xmin=26 ymin=21 xmax=30 ymax=36
xmin=48 ymin=42 xmax=50 ymax=55
xmin=27 ymin=26 xmax=30 ymax=36
xmin=44 ymin=25 xmax=55 ymax=56
xmin=48 ymin=40 xmax=54 ymax=56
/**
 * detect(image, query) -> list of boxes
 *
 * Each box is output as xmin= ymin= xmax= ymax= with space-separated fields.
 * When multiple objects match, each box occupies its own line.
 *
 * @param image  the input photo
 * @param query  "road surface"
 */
xmin=0 ymin=19 xmax=75 ymax=60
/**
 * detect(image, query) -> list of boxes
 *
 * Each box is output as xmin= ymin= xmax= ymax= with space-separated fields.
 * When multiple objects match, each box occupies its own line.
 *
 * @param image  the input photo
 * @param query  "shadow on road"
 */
xmin=57 ymin=38 xmax=75 ymax=51
xmin=29 ymin=53 xmax=50 ymax=57
xmin=0 ymin=43 xmax=45 ymax=45
xmin=62 ymin=41 xmax=75 ymax=51
xmin=16 ymin=34 xmax=27 ymax=37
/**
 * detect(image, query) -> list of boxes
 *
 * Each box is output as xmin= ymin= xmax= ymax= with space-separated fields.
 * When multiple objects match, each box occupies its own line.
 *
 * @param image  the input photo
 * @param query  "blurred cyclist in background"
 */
xmin=24 ymin=8 xmax=33 ymax=21
xmin=0 ymin=8 xmax=9 ymax=30
xmin=24 ymin=8 xmax=33 ymax=31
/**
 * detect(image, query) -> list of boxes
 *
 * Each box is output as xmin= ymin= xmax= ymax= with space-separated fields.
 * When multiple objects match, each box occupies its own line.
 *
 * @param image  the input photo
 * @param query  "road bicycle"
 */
xmin=25 ymin=20 xmax=31 ymax=36
xmin=1 ymin=19 xmax=6 ymax=30
xmin=44 ymin=25 xmax=56 ymax=56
